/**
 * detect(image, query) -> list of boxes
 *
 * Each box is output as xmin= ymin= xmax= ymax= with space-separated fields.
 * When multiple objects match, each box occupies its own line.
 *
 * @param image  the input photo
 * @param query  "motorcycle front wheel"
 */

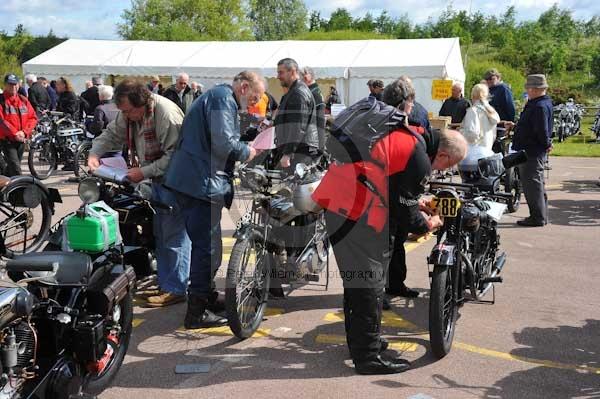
xmin=225 ymin=230 xmax=271 ymax=339
xmin=1 ymin=181 xmax=53 ymax=255
xmin=429 ymin=265 xmax=458 ymax=359
xmin=83 ymin=290 xmax=133 ymax=395
xmin=74 ymin=140 xmax=92 ymax=178
xmin=28 ymin=141 xmax=57 ymax=180
xmin=504 ymin=167 xmax=521 ymax=213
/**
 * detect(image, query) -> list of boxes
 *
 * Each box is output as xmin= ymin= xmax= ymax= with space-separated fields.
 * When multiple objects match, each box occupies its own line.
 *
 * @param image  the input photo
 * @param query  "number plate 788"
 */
xmin=431 ymin=196 xmax=461 ymax=217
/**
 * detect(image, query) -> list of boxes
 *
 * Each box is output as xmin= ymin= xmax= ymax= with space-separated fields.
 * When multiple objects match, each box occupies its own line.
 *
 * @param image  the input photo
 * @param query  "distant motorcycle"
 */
xmin=553 ymin=100 xmax=584 ymax=142
xmin=591 ymin=107 xmax=600 ymax=142
xmin=28 ymin=111 xmax=90 ymax=179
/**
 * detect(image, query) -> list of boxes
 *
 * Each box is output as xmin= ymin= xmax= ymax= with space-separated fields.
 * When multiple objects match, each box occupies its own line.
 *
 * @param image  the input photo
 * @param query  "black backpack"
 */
xmin=326 ymin=96 xmax=406 ymax=164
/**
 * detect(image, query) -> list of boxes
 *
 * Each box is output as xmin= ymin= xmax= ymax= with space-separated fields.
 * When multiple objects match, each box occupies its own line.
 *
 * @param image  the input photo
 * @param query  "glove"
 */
xmin=473 ymin=199 xmax=490 ymax=211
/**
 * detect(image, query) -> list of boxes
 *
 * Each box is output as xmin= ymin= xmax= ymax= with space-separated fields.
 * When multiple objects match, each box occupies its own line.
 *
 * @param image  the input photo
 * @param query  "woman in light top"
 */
xmin=459 ymin=83 xmax=501 ymax=169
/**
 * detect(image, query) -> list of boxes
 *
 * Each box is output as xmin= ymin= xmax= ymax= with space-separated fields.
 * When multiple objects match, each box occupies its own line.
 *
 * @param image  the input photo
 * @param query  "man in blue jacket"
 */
xmin=485 ymin=68 xmax=516 ymax=122
xmin=509 ymin=74 xmax=553 ymax=227
xmin=164 ymin=71 xmax=263 ymax=329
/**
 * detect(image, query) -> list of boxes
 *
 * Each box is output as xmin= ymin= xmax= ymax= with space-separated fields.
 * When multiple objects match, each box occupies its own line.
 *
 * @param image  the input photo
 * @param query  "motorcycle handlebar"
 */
xmin=4 ymin=259 xmax=58 ymax=273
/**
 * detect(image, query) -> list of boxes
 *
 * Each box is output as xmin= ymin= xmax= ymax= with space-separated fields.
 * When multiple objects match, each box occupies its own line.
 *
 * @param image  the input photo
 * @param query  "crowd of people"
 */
xmin=0 ymin=60 xmax=553 ymax=375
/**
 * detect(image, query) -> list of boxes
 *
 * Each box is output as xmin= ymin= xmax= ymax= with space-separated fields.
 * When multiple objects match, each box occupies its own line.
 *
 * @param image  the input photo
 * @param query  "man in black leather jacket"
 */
xmin=274 ymin=58 xmax=320 ymax=168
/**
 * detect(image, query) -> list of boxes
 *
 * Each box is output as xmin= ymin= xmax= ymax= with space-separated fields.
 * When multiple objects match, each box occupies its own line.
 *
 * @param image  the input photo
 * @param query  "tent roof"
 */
xmin=24 ymin=38 xmax=464 ymax=81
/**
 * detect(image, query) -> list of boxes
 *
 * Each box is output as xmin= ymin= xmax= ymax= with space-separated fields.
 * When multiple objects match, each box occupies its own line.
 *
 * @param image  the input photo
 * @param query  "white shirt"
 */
xmin=461 ymin=100 xmax=500 ymax=151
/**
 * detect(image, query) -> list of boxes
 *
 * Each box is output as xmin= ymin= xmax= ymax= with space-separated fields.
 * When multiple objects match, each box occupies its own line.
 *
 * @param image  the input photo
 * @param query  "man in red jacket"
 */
xmin=312 ymin=78 xmax=467 ymax=375
xmin=0 ymin=74 xmax=37 ymax=176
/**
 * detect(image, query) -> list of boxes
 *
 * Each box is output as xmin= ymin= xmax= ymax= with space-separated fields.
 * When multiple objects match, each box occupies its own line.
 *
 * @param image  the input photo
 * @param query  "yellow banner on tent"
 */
xmin=431 ymin=79 xmax=453 ymax=100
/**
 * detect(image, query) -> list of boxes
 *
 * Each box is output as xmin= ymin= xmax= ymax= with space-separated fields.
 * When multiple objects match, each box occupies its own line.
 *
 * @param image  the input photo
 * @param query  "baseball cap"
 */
xmin=4 ymin=74 xmax=18 ymax=85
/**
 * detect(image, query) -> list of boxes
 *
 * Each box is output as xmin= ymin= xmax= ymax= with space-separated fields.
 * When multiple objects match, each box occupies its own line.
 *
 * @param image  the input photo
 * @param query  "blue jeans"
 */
xmin=175 ymin=194 xmax=223 ymax=297
xmin=152 ymin=184 xmax=191 ymax=296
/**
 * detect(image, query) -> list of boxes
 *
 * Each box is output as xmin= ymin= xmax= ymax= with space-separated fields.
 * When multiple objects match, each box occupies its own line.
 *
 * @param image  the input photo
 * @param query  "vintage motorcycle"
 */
xmin=427 ymin=150 xmax=528 ymax=359
xmin=591 ymin=107 xmax=600 ymax=142
xmin=28 ymin=111 xmax=90 ymax=180
xmin=46 ymin=171 xmax=165 ymax=279
xmin=226 ymin=162 xmax=329 ymax=339
xmin=0 ymin=196 xmax=135 ymax=397
xmin=552 ymin=101 xmax=584 ymax=142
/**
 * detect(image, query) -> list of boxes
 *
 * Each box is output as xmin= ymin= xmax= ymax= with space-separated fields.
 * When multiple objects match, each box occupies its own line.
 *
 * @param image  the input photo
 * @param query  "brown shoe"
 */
xmin=135 ymin=288 xmax=162 ymax=299
xmin=145 ymin=292 xmax=186 ymax=307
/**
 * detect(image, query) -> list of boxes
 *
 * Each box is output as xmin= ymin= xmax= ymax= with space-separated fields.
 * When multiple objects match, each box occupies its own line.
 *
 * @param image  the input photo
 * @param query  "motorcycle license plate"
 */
xmin=431 ymin=196 xmax=461 ymax=217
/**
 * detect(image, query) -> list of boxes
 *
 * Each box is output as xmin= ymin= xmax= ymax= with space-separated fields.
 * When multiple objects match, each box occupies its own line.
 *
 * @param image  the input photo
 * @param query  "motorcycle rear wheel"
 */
xmin=83 ymin=291 xmax=133 ymax=395
xmin=429 ymin=265 xmax=458 ymax=359
xmin=28 ymin=142 xmax=57 ymax=180
xmin=225 ymin=231 xmax=271 ymax=339
xmin=504 ymin=167 xmax=521 ymax=213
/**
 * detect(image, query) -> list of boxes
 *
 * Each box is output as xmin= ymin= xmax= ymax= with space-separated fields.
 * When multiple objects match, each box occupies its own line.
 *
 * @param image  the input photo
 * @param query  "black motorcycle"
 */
xmin=47 ymin=172 xmax=169 ymax=281
xmin=226 ymin=162 xmax=329 ymax=339
xmin=28 ymin=111 xmax=89 ymax=180
xmin=0 ymin=202 xmax=135 ymax=397
xmin=591 ymin=107 xmax=600 ymax=143
xmin=427 ymin=151 xmax=527 ymax=359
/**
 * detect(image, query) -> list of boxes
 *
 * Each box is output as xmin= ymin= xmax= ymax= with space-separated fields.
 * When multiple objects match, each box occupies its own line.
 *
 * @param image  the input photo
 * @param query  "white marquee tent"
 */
xmin=23 ymin=38 xmax=465 ymax=113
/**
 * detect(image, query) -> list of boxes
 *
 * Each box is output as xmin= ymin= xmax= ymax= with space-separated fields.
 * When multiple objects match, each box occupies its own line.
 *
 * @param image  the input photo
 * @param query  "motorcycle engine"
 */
xmin=0 ymin=322 xmax=36 ymax=398
xmin=56 ymin=127 xmax=85 ymax=155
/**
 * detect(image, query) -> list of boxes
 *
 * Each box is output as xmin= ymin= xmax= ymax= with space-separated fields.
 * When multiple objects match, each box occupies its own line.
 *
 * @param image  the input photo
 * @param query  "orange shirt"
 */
xmin=247 ymin=93 xmax=269 ymax=117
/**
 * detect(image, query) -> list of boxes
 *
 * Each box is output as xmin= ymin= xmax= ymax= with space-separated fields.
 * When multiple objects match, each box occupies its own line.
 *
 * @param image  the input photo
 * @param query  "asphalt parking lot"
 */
xmin=42 ymin=156 xmax=600 ymax=399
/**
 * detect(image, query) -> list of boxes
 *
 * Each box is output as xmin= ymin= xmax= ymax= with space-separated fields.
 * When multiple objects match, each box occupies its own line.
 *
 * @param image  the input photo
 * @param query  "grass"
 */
xmin=551 ymin=119 xmax=600 ymax=157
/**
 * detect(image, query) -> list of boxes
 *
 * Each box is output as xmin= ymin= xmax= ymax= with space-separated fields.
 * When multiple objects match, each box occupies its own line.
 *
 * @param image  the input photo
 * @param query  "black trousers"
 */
xmin=325 ymin=211 xmax=389 ymax=361
xmin=0 ymin=140 xmax=24 ymax=177
xmin=387 ymin=223 xmax=410 ymax=291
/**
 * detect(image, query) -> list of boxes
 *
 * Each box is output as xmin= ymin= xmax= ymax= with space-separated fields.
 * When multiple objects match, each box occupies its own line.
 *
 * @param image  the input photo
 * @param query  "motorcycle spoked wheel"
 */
xmin=27 ymin=142 xmax=57 ymax=180
xmin=74 ymin=141 xmax=92 ymax=178
xmin=225 ymin=230 xmax=271 ymax=339
xmin=83 ymin=291 xmax=133 ymax=396
xmin=504 ymin=167 xmax=521 ymax=213
xmin=429 ymin=265 xmax=458 ymax=359
xmin=2 ymin=182 xmax=53 ymax=256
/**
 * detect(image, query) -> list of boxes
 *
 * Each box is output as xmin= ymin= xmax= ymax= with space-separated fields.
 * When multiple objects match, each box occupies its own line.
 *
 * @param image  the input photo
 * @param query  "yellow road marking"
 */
xmin=453 ymin=341 xmax=600 ymax=374
xmin=323 ymin=311 xmax=422 ymax=332
xmin=182 ymin=325 xmax=270 ymax=338
xmin=132 ymin=318 xmax=145 ymax=328
xmin=546 ymin=184 xmax=562 ymax=189
xmin=315 ymin=334 xmax=418 ymax=352
xmin=264 ymin=307 xmax=284 ymax=317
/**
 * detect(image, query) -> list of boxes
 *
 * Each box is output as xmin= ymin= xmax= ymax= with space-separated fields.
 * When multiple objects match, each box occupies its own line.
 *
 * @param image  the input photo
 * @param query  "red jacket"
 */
xmin=312 ymin=125 xmax=423 ymax=232
xmin=0 ymin=93 xmax=38 ymax=141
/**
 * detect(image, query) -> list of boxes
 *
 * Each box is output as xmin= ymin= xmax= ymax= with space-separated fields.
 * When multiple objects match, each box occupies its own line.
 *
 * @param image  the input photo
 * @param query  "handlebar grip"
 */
xmin=5 ymin=259 xmax=58 ymax=273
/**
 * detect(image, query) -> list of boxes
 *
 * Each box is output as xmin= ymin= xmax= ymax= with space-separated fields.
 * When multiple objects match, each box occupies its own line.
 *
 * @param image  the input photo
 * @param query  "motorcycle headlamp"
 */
xmin=78 ymin=178 xmax=102 ymax=204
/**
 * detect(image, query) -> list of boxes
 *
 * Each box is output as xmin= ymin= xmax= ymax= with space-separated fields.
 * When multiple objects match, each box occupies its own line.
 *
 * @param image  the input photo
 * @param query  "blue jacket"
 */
xmin=47 ymin=86 xmax=58 ymax=110
xmin=512 ymin=94 xmax=553 ymax=157
xmin=489 ymin=83 xmax=516 ymax=122
xmin=164 ymin=84 xmax=250 ymax=206
xmin=409 ymin=101 xmax=431 ymax=133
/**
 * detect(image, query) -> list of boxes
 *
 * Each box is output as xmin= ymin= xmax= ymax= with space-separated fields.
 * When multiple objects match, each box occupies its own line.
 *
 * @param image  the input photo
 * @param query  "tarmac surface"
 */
xmin=40 ymin=156 xmax=600 ymax=399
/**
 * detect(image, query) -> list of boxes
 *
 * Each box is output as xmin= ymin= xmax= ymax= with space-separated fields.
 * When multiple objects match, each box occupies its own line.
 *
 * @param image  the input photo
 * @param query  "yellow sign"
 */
xmin=431 ymin=79 xmax=453 ymax=100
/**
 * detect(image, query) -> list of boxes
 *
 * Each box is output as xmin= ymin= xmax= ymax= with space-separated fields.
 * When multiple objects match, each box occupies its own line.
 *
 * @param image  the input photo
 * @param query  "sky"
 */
xmin=0 ymin=0 xmax=598 ymax=40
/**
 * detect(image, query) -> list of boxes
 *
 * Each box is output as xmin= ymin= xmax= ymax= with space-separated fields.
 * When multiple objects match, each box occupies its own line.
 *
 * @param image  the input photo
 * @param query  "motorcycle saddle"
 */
xmin=0 ymin=175 xmax=10 ymax=189
xmin=15 ymin=251 xmax=92 ymax=286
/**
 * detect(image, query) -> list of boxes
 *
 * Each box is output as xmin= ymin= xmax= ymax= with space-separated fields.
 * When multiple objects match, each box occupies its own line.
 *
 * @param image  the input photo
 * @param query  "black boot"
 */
xmin=206 ymin=290 xmax=225 ymax=313
xmin=184 ymin=294 xmax=227 ymax=329
xmin=354 ymin=355 xmax=411 ymax=375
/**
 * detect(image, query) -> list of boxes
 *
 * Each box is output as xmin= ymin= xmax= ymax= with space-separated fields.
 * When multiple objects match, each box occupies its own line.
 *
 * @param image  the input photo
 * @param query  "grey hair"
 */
xmin=300 ymin=66 xmax=315 ymax=80
xmin=176 ymin=72 xmax=189 ymax=81
xmin=277 ymin=58 xmax=299 ymax=72
xmin=382 ymin=78 xmax=416 ymax=111
xmin=439 ymin=129 xmax=468 ymax=162
xmin=98 ymin=85 xmax=114 ymax=101
xmin=452 ymin=82 xmax=463 ymax=90
xmin=25 ymin=73 xmax=37 ymax=83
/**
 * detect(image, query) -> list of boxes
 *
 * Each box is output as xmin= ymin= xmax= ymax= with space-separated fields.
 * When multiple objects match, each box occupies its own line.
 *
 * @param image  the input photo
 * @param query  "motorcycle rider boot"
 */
xmin=354 ymin=354 xmax=411 ymax=375
xmin=184 ymin=294 xmax=227 ymax=329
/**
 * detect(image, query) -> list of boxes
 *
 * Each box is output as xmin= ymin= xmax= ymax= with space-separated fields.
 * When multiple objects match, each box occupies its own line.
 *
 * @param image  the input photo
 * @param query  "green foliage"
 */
xmin=0 ymin=25 xmax=34 ymax=78
xmin=249 ymin=0 xmax=307 ymax=40
xmin=326 ymin=8 xmax=353 ymax=31
xmin=118 ymin=0 xmax=253 ymax=41
xmin=293 ymin=30 xmax=392 ymax=41
xmin=592 ymin=48 xmax=600 ymax=83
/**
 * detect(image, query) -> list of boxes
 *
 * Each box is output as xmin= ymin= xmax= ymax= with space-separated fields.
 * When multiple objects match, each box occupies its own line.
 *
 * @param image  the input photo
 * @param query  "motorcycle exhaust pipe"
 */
xmin=493 ymin=252 xmax=507 ymax=275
